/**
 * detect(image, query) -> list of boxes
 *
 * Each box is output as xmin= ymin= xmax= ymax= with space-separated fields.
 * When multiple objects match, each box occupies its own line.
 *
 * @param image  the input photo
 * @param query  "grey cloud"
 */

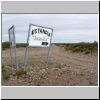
xmin=2 ymin=14 xmax=98 ymax=43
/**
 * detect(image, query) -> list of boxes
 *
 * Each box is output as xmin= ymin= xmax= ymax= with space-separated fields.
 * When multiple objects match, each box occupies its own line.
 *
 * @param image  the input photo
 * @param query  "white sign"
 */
xmin=9 ymin=26 xmax=15 ymax=47
xmin=28 ymin=25 xmax=52 ymax=47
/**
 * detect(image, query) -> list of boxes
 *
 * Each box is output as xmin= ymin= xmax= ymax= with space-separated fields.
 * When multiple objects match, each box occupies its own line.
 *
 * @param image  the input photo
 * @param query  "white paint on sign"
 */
xmin=28 ymin=25 xmax=52 ymax=47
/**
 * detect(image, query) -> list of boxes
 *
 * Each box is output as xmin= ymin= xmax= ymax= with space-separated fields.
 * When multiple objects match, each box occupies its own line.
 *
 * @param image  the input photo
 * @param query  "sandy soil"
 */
xmin=2 ymin=45 xmax=98 ymax=86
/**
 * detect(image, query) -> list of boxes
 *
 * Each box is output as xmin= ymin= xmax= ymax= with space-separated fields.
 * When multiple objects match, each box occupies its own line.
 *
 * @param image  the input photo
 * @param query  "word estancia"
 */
xmin=31 ymin=28 xmax=50 ymax=37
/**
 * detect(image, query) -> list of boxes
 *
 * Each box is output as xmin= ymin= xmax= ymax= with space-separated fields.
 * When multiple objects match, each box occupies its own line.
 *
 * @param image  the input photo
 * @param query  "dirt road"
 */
xmin=2 ymin=45 xmax=98 ymax=86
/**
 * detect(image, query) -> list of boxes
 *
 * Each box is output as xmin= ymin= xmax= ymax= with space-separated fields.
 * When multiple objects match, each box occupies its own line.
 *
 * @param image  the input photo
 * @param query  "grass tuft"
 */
xmin=16 ymin=67 xmax=27 ymax=77
xmin=2 ymin=64 xmax=10 ymax=80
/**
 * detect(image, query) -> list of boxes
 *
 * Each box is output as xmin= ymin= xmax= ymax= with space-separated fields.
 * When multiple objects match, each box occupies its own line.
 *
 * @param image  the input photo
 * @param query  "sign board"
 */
xmin=23 ymin=24 xmax=53 ymax=70
xmin=9 ymin=26 xmax=15 ymax=47
xmin=8 ymin=25 xmax=18 ymax=70
xmin=28 ymin=25 xmax=52 ymax=47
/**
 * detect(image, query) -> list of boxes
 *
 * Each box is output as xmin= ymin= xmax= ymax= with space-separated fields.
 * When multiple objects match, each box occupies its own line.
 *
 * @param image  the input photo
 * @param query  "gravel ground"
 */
xmin=1 ymin=45 xmax=98 ymax=86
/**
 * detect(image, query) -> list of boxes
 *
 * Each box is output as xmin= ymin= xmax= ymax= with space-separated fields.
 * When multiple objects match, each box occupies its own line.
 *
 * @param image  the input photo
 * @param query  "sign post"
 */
xmin=8 ymin=25 xmax=18 ymax=70
xmin=23 ymin=24 xmax=53 ymax=70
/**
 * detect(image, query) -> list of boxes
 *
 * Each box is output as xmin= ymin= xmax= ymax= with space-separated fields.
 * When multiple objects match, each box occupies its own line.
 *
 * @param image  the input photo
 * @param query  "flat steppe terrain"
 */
xmin=2 ymin=45 xmax=98 ymax=86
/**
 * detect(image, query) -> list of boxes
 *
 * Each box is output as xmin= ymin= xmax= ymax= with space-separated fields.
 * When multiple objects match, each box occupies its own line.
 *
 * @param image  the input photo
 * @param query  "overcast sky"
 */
xmin=2 ymin=14 xmax=98 ymax=43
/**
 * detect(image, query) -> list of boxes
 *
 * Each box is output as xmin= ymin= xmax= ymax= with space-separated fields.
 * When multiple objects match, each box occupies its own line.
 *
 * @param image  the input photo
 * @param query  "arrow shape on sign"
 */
xmin=42 ymin=42 xmax=48 ymax=45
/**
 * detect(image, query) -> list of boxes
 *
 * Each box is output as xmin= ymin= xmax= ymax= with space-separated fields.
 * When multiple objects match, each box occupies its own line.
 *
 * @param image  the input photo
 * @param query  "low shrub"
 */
xmin=60 ymin=41 xmax=98 ymax=54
